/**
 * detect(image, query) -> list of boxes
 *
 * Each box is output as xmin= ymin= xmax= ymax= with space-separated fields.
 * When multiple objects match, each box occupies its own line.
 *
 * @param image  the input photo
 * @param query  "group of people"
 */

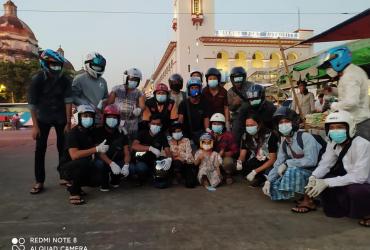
xmin=27 ymin=46 xmax=370 ymax=227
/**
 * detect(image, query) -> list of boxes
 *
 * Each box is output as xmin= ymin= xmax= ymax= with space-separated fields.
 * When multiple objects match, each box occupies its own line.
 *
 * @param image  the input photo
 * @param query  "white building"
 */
xmin=149 ymin=0 xmax=314 ymax=90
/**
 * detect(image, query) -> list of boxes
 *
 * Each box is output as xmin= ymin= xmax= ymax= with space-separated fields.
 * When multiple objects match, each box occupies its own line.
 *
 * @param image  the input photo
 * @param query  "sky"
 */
xmin=6 ymin=0 xmax=370 ymax=89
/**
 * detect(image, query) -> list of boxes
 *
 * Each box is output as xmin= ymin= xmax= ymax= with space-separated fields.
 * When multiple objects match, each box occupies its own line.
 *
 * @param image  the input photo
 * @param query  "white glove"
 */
xmin=110 ymin=161 xmax=121 ymax=175
xmin=236 ymin=160 xmax=243 ymax=171
xmin=97 ymin=100 xmax=103 ymax=110
xmin=163 ymin=158 xmax=172 ymax=171
xmin=304 ymin=176 xmax=316 ymax=193
xmin=277 ymin=163 xmax=287 ymax=177
xmin=262 ymin=181 xmax=271 ymax=196
xmin=330 ymin=102 xmax=339 ymax=111
xmin=205 ymin=128 xmax=212 ymax=133
xmin=307 ymin=179 xmax=328 ymax=198
xmin=246 ymin=170 xmax=257 ymax=182
xmin=121 ymin=164 xmax=129 ymax=177
xmin=132 ymin=107 xmax=142 ymax=117
xmin=149 ymin=146 xmax=161 ymax=158
xmin=96 ymin=139 xmax=109 ymax=153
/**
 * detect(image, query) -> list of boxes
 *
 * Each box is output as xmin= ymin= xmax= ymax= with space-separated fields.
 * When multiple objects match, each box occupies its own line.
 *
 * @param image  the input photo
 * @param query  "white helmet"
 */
xmin=84 ymin=52 xmax=106 ymax=78
xmin=77 ymin=104 xmax=95 ymax=114
xmin=210 ymin=113 xmax=226 ymax=123
xmin=123 ymin=68 xmax=142 ymax=84
xmin=325 ymin=110 xmax=356 ymax=138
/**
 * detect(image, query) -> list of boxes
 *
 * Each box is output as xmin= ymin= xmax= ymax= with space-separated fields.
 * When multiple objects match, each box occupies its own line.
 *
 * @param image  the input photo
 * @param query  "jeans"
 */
xmin=131 ymin=161 xmax=150 ymax=182
xmin=34 ymin=120 xmax=66 ymax=183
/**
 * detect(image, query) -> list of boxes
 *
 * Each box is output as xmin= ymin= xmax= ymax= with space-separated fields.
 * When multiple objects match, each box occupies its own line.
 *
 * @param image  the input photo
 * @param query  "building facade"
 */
xmin=149 ymin=0 xmax=313 ymax=91
xmin=0 ymin=0 xmax=38 ymax=62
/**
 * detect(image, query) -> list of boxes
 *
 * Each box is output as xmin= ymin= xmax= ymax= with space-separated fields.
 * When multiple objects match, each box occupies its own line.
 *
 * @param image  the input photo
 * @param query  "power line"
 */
xmin=16 ymin=9 xmax=359 ymax=15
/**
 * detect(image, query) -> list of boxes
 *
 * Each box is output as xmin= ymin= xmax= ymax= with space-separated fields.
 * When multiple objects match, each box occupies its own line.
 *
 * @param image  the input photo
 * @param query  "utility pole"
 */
xmin=298 ymin=8 xmax=301 ymax=30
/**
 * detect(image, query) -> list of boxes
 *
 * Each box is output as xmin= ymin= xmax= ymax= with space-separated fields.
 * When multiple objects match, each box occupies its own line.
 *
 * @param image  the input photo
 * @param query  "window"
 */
xmin=193 ymin=0 xmax=202 ymax=15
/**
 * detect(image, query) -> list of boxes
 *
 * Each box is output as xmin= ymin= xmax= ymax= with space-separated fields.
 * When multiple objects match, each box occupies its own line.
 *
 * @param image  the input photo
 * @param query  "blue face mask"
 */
xmin=81 ymin=117 xmax=93 ymax=128
xmin=150 ymin=124 xmax=161 ymax=135
xmin=250 ymin=99 xmax=262 ymax=106
xmin=246 ymin=126 xmax=258 ymax=135
xmin=105 ymin=117 xmax=118 ymax=128
xmin=156 ymin=94 xmax=167 ymax=103
xmin=328 ymin=129 xmax=347 ymax=144
xmin=128 ymin=80 xmax=138 ymax=89
xmin=208 ymin=80 xmax=219 ymax=88
xmin=189 ymin=89 xmax=201 ymax=97
xmin=212 ymin=124 xmax=223 ymax=134
xmin=278 ymin=123 xmax=293 ymax=136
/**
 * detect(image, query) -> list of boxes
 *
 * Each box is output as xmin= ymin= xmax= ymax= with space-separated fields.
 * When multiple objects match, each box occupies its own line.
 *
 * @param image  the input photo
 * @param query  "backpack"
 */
xmin=282 ymin=131 xmax=327 ymax=165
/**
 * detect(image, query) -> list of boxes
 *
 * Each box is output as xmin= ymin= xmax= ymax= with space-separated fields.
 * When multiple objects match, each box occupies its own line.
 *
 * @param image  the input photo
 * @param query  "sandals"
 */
xmin=359 ymin=218 xmax=370 ymax=227
xmin=30 ymin=183 xmax=44 ymax=194
xmin=291 ymin=204 xmax=317 ymax=214
xmin=69 ymin=196 xmax=85 ymax=205
xmin=59 ymin=179 xmax=72 ymax=187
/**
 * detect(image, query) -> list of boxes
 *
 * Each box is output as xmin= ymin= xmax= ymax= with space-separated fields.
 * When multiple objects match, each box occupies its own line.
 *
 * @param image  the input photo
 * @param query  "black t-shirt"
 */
xmin=60 ymin=126 xmax=95 ymax=163
xmin=238 ymin=100 xmax=277 ymax=130
xmin=178 ymin=98 xmax=209 ymax=135
xmin=135 ymin=129 xmax=169 ymax=150
xmin=240 ymin=131 xmax=278 ymax=155
xmin=93 ymin=127 xmax=129 ymax=162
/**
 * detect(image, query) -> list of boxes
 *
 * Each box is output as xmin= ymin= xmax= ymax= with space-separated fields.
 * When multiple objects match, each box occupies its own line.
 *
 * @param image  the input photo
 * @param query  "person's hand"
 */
xmin=96 ymin=139 xmax=109 ymax=153
xmin=163 ymin=158 xmax=172 ymax=171
xmin=32 ymin=126 xmax=40 ymax=140
xmin=205 ymin=128 xmax=212 ymax=133
xmin=262 ymin=181 xmax=271 ymax=196
xmin=236 ymin=160 xmax=243 ymax=171
xmin=121 ymin=164 xmax=129 ymax=177
xmin=132 ymin=107 xmax=142 ymax=117
xmin=246 ymin=170 xmax=257 ymax=182
xmin=64 ymin=123 xmax=71 ymax=133
xmin=110 ymin=161 xmax=121 ymax=175
xmin=149 ymin=146 xmax=161 ymax=158
xmin=307 ymin=179 xmax=328 ymax=198
xmin=304 ymin=176 xmax=316 ymax=193
xmin=278 ymin=163 xmax=287 ymax=177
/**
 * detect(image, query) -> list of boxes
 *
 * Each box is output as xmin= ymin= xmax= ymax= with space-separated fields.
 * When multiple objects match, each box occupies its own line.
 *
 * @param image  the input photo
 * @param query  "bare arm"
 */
xmin=238 ymin=149 xmax=248 ymax=162
xmin=68 ymin=147 xmax=97 ymax=161
xmin=124 ymin=145 xmax=131 ymax=164
xmin=131 ymin=139 xmax=150 ymax=152
xmin=255 ymin=153 xmax=277 ymax=173
xmin=107 ymin=91 xmax=116 ymax=105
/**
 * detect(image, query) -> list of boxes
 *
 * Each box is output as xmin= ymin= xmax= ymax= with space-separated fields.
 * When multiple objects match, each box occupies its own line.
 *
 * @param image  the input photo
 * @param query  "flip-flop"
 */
xmin=359 ymin=218 xmax=370 ymax=227
xmin=30 ymin=184 xmax=44 ymax=194
xmin=69 ymin=196 xmax=85 ymax=205
xmin=206 ymin=186 xmax=217 ymax=192
xmin=291 ymin=205 xmax=316 ymax=214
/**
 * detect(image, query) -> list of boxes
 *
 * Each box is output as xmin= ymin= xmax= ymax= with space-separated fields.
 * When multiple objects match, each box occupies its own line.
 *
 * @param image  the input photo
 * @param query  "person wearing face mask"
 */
xmin=168 ymin=122 xmax=197 ymax=188
xmin=228 ymin=67 xmax=254 ymax=143
xmin=72 ymin=52 xmax=108 ymax=125
xmin=178 ymin=78 xmax=210 ymax=148
xmin=58 ymin=105 xmax=109 ymax=205
xmin=237 ymin=84 xmax=276 ymax=144
xmin=142 ymin=83 xmax=178 ymax=132
xmin=194 ymin=133 xmax=223 ymax=191
xmin=305 ymin=111 xmax=370 ymax=227
xmin=93 ymin=105 xmax=131 ymax=191
xmin=107 ymin=68 xmax=145 ymax=141
xmin=209 ymin=113 xmax=238 ymax=185
xmin=131 ymin=114 xmax=172 ymax=186
xmin=291 ymin=81 xmax=315 ymax=116
xmin=169 ymin=74 xmax=186 ymax=110
xmin=202 ymin=68 xmax=231 ymax=131
xmin=263 ymin=107 xmax=322 ymax=213
xmin=237 ymin=114 xmax=278 ymax=187
xmin=28 ymin=49 xmax=73 ymax=194
xmin=190 ymin=69 xmax=204 ymax=85
xmin=318 ymin=46 xmax=370 ymax=141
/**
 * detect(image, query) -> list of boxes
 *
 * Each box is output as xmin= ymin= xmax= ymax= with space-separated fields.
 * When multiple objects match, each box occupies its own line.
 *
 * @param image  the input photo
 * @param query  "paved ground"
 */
xmin=0 ymin=129 xmax=370 ymax=250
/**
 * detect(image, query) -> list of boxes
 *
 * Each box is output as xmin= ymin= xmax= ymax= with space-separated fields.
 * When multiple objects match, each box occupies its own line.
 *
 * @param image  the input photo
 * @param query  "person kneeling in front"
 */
xmin=58 ymin=105 xmax=109 ymax=205
xmin=305 ymin=111 xmax=370 ymax=227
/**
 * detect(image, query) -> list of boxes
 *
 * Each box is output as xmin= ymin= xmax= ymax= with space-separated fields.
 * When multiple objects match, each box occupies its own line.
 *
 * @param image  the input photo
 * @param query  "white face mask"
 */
xmin=326 ymin=68 xmax=338 ymax=78
xmin=172 ymin=132 xmax=183 ymax=141
xmin=50 ymin=65 xmax=62 ymax=71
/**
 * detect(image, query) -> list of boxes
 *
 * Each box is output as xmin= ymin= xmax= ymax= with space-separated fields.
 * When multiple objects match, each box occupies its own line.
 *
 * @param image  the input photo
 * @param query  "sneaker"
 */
xmin=100 ymin=186 xmax=110 ymax=192
xmin=111 ymin=184 xmax=120 ymax=189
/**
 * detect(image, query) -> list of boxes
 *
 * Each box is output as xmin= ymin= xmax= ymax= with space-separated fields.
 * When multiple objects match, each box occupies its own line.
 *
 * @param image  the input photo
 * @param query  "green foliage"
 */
xmin=0 ymin=60 xmax=40 ymax=103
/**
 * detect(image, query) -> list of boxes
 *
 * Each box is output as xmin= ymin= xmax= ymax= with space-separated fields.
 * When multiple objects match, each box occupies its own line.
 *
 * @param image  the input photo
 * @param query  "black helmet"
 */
xmin=168 ymin=74 xmax=183 ymax=92
xmin=273 ymin=106 xmax=301 ymax=131
xmin=205 ymin=67 xmax=221 ymax=83
xmin=246 ymin=84 xmax=265 ymax=101
xmin=230 ymin=66 xmax=247 ymax=84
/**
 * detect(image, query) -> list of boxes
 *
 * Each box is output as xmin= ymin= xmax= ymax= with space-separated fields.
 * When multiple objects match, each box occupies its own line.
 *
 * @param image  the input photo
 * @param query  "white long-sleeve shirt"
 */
xmin=312 ymin=136 xmax=370 ymax=187
xmin=335 ymin=64 xmax=370 ymax=124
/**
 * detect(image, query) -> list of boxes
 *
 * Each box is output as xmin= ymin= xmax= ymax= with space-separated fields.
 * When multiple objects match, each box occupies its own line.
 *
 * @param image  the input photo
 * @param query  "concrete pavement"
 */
xmin=0 ymin=129 xmax=369 ymax=250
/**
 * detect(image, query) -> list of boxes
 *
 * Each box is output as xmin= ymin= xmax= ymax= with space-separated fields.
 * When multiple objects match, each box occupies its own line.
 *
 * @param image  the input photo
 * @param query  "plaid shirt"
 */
xmin=213 ymin=131 xmax=238 ymax=156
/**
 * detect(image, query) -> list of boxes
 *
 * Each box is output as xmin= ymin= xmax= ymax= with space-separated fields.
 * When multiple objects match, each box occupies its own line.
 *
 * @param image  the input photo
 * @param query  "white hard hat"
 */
xmin=210 ymin=113 xmax=226 ymax=123
xmin=325 ymin=110 xmax=356 ymax=138
xmin=124 ymin=68 xmax=142 ymax=80
xmin=77 ymin=104 xmax=95 ymax=114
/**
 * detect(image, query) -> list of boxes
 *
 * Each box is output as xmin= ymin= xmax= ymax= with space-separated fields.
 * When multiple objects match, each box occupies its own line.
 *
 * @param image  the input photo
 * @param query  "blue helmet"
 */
xmin=318 ymin=46 xmax=352 ymax=72
xmin=39 ymin=49 xmax=66 ymax=76
xmin=187 ymin=77 xmax=202 ymax=97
